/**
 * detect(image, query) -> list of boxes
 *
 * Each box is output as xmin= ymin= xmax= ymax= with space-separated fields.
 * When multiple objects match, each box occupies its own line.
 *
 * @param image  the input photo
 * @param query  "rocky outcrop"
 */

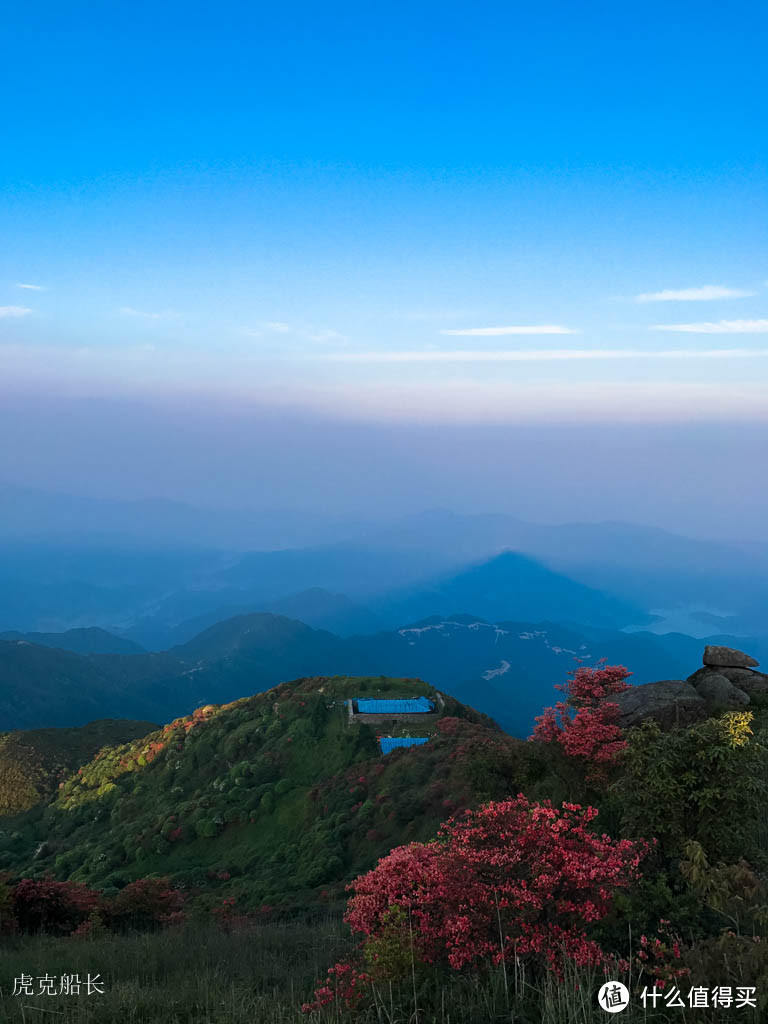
xmin=703 ymin=645 xmax=759 ymax=669
xmin=689 ymin=671 xmax=749 ymax=710
xmin=603 ymin=646 xmax=763 ymax=731
xmin=715 ymin=666 xmax=768 ymax=694
xmin=688 ymin=664 xmax=768 ymax=696
xmin=688 ymin=647 xmax=767 ymax=701
xmin=609 ymin=679 xmax=707 ymax=730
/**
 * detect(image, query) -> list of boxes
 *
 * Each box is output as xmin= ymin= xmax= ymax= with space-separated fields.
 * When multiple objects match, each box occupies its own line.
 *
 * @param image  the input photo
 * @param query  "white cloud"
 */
xmin=15 ymin=282 xmax=45 ymax=291
xmin=401 ymin=308 xmax=479 ymax=322
xmin=440 ymin=324 xmax=579 ymax=336
xmin=651 ymin=319 xmax=768 ymax=334
xmin=303 ymin=328 xmax=346 ymax=343
xmin=636 ymin=286 xmax=755 ymax=302
xmin=119 ymin=306 xmax=177 ymax=319
xmin=0 ymin=305 xmax=33 ymax=318
xmin=320 ymin=347 xmax=768 ymax=364
xmin=247 ymin=322 xmax=346 ymax=343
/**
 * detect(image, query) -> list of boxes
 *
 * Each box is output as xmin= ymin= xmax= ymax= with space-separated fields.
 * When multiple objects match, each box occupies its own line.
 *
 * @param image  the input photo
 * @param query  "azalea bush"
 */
xmin=531 ymin=662 xmax=631 ymax=779
xmin=12 ymin=878 xmax=101 ymax=935
xmin=4 ymin=875 xmax=186 ymax=937
xmin=342 ymin=795 xmax=646 ymax=978
xmin=108 ymin=876 xmax=185 ymax=930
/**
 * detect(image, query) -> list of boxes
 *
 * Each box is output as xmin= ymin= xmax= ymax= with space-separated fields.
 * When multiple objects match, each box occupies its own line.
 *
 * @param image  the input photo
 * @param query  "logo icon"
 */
xmin=598 ymin=981 xmax=630 ymax=1013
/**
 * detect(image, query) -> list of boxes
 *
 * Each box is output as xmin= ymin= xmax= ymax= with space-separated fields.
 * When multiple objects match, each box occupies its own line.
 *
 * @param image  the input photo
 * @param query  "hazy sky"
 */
xmin=1 ymin=1 xmax=766 ymax=539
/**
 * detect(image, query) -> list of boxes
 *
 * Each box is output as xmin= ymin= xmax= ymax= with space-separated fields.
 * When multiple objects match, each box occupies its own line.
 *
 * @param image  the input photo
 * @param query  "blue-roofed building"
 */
xmin=356 ymin=696 xmax=434 ymax=715
xmin=379 ymin=736 xmax=430 ymax=755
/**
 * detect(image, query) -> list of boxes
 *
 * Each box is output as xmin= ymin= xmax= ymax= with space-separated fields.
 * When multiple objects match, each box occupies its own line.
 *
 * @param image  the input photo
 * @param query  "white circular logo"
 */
xmin=598 ymin=981 xmax=630 ymax=1013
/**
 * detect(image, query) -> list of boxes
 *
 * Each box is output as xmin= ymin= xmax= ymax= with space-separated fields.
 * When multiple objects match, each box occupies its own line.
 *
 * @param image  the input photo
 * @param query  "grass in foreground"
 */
xmin=0 ymin=919 xmax=760 ymax=1024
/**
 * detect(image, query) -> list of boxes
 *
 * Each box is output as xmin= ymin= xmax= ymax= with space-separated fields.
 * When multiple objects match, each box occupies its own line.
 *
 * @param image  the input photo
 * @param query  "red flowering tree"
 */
xmin=530 ymin=661 xmax=631 ymax=775
xmin=344 ymin=795 xmax=648 ymax=977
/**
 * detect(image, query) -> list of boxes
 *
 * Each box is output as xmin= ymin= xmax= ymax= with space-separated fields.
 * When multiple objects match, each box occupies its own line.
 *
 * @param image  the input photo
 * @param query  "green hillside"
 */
xmin=0 ymin=718 xmax=158 ymax=816
xmin=0 ymin=676 xmax=522 ymax=908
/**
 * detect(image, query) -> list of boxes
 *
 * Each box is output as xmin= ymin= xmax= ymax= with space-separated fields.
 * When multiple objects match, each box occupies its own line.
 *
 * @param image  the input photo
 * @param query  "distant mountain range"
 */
xmin=0 ymin=627 xmax=144 ymax=655
xmin=1 ymin=489 xmax=766 ymax=642
xmin=2 ymin=609 xmax=766 ymax=735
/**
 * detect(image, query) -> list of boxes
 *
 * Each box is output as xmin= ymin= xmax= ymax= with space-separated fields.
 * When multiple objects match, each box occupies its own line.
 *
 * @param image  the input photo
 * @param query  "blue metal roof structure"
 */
xmin=356 ymin=696 xmax=434 ymax=714
xmin=379 ymin=737 xmax=430 ymax=754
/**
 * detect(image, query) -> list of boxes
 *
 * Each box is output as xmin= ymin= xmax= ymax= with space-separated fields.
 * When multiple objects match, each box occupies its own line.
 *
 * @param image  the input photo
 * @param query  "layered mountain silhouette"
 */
xmin=0 ymin=627 xmax=144 ymax=655
xmin=4 ymin=491 xmax=767 ymax=643
xmin=3 ymin=610 xmax=766 ymax=736
xmin=376 ymin=550 xmax=643 ymax=629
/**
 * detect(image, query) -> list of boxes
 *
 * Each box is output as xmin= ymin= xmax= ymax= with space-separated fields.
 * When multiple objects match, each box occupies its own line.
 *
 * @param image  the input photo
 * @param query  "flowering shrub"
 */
xmin=530 ymin=662 xmax=631 ymax=777
xmin=344 ymin=794 xmax=648 ymax=977
xmin=108 ymin=876 xmax=185 ymax=930
xmin=301 ymin=960 xmax=371 ymax=1013
xmin=12 ymin=878 xmax=101 ymax=935
xmin=634 ymin=921 xmax=690 ymax=987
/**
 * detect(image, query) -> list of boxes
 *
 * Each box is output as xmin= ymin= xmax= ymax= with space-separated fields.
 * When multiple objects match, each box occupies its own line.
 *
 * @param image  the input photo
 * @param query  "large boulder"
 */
xmin=689 ymin=671 xmax=750 ymax=710
xmin=717 ymin=667 xmax=768 ymax=694
xmin=703 ymin=645 xmax=759 ymax=669
xmin=690 ymin=665 xmax=768 ymax=695
xmin=608 ymin=679 xmax=707 ymax=730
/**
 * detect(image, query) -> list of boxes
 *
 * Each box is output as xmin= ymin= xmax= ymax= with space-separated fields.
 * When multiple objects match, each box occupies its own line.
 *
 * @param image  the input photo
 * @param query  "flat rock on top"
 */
xmin=703 ymin=645 xmax=758 ymax=669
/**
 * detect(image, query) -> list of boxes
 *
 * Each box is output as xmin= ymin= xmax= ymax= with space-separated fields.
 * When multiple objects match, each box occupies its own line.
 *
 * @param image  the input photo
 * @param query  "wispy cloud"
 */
xmin=245 ymin=321 xmax=346 ymax=343
xmin=321 ymin=347 xmax=768 ymax=363
xmin=440 ymin=324 xmax=579 ymax=336
xmin=303 ymin=328 xmax=346 ymax=343
xmin=636 ymin=285 xmax=755 ymax=302
xmin=15 ymin=282 xmax=45 ymax=291
xmin=651 ymin=319 xmax=768 ymax=334
xmin=401 ymin=308 xmax=479 ymax=322
xmin=119 ymin=306 xmax=178 ymax=319
xmin=0 ymin=305 xmax=33 ymax=318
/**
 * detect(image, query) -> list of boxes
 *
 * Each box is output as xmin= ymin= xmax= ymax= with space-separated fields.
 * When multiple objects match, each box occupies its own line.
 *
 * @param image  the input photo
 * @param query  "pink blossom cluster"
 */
xmin=344 ymin=794 xmax=648 ymax=976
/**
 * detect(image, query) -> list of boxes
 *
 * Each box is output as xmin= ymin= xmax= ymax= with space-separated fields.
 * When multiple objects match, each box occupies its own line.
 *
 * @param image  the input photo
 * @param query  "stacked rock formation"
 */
xmin=607 ymin=646 xmax=767 ymax=730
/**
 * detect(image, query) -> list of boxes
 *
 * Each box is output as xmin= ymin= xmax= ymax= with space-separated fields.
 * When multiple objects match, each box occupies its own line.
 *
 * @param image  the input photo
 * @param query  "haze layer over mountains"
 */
xmin=1 ymin=482 xmax=766 ymax=736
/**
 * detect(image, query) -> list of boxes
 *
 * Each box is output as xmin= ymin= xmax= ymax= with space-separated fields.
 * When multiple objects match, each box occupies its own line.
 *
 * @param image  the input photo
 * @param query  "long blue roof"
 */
xmin=357 ymin=696 xmax=434 ymax=714
xmin=379 ymin=737 xmax=430 ymax=754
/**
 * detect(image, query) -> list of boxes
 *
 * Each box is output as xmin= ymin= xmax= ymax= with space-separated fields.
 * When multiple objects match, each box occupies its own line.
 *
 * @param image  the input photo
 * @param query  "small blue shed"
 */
xmin=357 ymin=696 xmax=434 ymax=714
xmin=379 ymin=736 xmax=430 ymax=754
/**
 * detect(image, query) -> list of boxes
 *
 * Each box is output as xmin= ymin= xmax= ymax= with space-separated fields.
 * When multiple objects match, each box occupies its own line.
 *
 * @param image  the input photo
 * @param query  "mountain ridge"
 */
xmin=3 ymin=609 xmax=767 ymax=736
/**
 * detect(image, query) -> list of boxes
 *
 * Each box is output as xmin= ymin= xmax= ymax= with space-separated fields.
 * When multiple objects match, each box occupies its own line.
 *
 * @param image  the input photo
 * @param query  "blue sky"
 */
xmin=1 ymin=2 xmax=767 ymax=538
xmin=1 ymin=0 xmax=766 ymax=423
